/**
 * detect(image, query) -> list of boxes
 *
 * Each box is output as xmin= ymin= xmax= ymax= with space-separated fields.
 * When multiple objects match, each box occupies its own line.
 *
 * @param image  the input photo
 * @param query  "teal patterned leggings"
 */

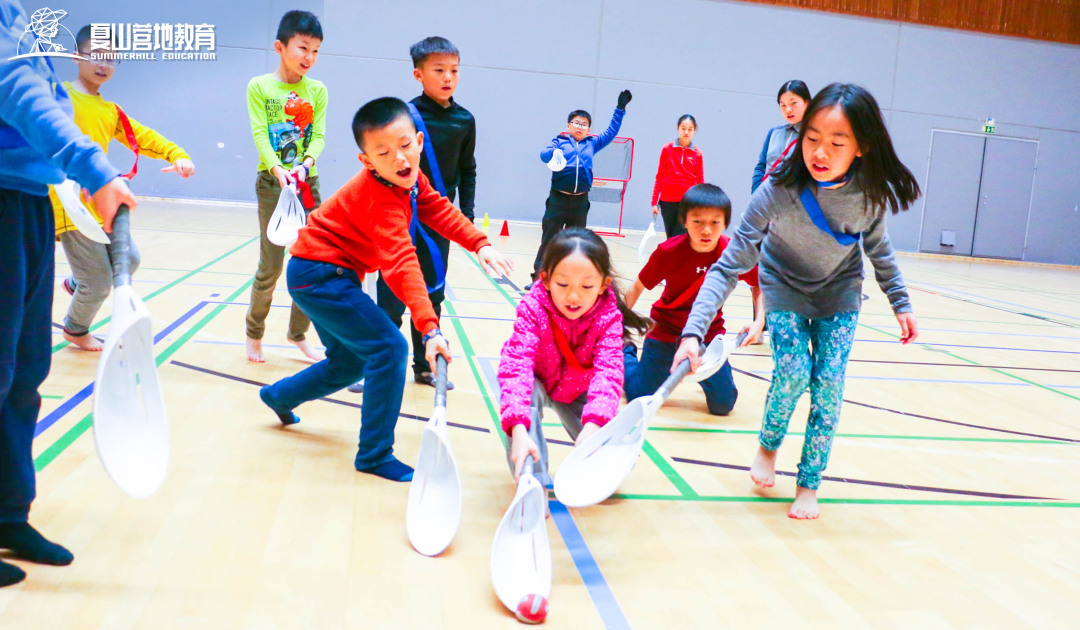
xmin=760 ymin=310 xmax=859 ymax=490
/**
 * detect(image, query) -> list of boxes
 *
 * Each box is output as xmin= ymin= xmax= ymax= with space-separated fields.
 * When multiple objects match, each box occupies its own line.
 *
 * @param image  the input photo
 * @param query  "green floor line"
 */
xmin=51 ymin=236 xmax=258 ymax=353
xmin=860 ymin=322 xmax=1080 ymax=403
xmin=41 ymin=394 xmax=64 ymax=400
xmin=642 ymin=441 xmax=698 ymax=498
xmin=34 ymin=278 xmax=254 ymax=472
xmin=444 ymin=300 xmax=507 ymax=448
xmin=609 ymin=493 xmax=1080 ymax=508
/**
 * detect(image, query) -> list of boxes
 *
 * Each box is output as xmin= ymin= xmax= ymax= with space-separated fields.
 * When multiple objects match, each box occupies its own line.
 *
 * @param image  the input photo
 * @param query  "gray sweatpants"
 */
xmin=504 ymin=378 xmax=586 ymax=485
xmin=59 ymin=228 xmax=141 ymax=336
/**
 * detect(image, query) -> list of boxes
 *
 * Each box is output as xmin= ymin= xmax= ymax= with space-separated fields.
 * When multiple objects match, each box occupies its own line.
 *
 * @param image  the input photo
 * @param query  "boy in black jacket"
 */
xmin=354 ymin=36 xmax=476 ymax=392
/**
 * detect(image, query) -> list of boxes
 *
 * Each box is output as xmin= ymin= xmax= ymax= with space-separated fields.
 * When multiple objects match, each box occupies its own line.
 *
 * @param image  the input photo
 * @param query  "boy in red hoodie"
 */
xmin=259 ymin=97 xmax=512 ymax=481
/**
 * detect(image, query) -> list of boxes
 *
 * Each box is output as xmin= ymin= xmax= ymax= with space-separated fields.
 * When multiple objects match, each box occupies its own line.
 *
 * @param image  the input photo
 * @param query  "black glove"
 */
xmin=617 ymin=89 xmax=632 ymax=110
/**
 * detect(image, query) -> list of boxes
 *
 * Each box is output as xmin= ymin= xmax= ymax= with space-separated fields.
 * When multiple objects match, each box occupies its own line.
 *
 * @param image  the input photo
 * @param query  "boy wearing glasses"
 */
xmin=527 ymin=90 xmax=632 ymax=288
xmin=49 ymin=25 xmax=195 ymax=352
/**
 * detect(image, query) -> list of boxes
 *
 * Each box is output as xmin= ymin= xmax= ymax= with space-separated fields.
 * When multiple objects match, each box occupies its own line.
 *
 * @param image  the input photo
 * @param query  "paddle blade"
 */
xmin=684 ymin=331 xmax=748 ymax=383
xmin=491 ymin=472 xmax=551 ymax=611
xmin=637 ymin=219 xmax=657 ymax=262
xmin=266 ymin=185 xmax=305 ymax=246
xmin=553 ymin=397 xmax=653 ymax=507
xmin=92 ymin=287 xmax=169 ymax=498
xmin=406 ymin=409 xmax=462 ymax=556
xmin=55 ymin=179 xmax=110 ymax=244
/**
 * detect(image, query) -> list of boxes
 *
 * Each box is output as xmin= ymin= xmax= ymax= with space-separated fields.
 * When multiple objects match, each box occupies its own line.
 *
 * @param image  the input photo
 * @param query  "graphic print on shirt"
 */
xmin=265 ymin=91 xmax=314 ymax=166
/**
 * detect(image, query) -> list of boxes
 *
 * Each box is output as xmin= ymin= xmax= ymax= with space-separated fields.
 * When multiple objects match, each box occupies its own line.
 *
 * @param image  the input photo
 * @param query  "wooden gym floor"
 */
xmin=3 ymin=199 xmax=1079 ymax=629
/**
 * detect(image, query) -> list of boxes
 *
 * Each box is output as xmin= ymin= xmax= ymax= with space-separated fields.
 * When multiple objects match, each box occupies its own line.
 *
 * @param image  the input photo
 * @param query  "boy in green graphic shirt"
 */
xmin=245 ymin=10 xmax=327 ymax=363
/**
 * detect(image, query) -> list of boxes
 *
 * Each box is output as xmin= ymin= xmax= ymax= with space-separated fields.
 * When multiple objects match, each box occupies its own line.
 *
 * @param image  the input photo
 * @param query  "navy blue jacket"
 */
xmin=540 ymin=107 xmax=625 ymax=194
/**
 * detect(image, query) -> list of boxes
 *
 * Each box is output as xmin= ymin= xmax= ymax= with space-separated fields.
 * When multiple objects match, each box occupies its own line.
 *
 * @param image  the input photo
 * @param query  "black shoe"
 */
xmin=0 ymin=522 xmax=73 ymax=566
xmin=346 ymin=380 xmax=364 ymax=393
xmin=524 ymin=282 xmax=534 ymax=292
xmin=414 ymin=372 xmax=454 ymax=390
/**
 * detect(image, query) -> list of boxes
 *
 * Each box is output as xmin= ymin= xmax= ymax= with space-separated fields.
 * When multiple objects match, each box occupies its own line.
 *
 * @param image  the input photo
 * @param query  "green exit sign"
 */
xmin=983 ymin=118 xmax=996 ymax=134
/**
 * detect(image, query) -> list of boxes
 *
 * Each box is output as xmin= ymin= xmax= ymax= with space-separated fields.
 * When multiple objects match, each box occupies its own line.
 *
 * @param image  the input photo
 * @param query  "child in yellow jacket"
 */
xmin=50 ymin=26 xmax=195 ymax=351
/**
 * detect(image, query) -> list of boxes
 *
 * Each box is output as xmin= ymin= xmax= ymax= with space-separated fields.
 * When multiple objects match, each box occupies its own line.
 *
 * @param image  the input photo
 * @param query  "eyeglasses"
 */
xmin=569 ymin=121 xmax=589 ymax=129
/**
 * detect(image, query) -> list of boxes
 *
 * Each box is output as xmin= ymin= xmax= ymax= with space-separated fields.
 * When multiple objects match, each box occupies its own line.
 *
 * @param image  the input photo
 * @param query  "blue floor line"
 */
xmin=916 ymin=282 xmax=1080 ymax=324
xmin=36 ymin=300 xmax=209 ymax=437
xmin=477 ymin=357 xmax=630 ymax=629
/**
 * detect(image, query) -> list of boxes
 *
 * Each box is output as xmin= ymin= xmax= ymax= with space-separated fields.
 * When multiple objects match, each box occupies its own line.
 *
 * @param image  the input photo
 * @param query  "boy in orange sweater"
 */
xmin=259 ymin=97 xmax=513 ymax=481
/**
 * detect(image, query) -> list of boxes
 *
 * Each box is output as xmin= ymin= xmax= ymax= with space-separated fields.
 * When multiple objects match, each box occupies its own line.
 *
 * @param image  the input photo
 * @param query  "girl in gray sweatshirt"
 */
xmin=675 ymin=83 xmax=921 ymax=520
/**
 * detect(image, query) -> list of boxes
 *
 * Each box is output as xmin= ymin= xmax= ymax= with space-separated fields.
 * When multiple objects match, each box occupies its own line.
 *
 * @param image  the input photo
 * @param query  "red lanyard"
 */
xmin=114 ymin=104 xmax=139 ymax=180
xmin=762 ymin=138 xmax=798 ymax=182
xmin=550 ymin=318 xmax=592 ymax=377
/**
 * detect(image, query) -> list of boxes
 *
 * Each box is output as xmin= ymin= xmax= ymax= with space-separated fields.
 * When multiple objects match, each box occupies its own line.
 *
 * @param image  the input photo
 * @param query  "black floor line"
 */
xmin=733 ymin=353 xmax=1080 ymax=375
xmin=732 ymin=367 xmax=1080 ymax=444
xmin=910 ymin=285 xmax=1080 ymax=329
xmin=671 ymin=456 xmax=1059 ymax=501
xmin=169 ymin=360 xmax=490 ymax=434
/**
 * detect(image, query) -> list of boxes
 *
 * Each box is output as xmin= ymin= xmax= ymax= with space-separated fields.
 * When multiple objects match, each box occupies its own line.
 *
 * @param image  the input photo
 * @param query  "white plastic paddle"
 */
xmin=54 ymin=179 xmax=110 ymax=244
xmin=266 ymin=181 xmax=305 ymax=246
xmin=554 ymin=331 xmax=748 ymax=508
xmin=92 ymin=205 xmax=170 ymax=498
xmin=547 ymin=148 xmax=566 ymax=172
xmin=684 ymin=330 xmax=748 ymax=383
xmin=406 ymin=355 xmax=462 ymax=557
xmin=637 ymin=216 xmax=658 ymax=262
xmin=491 ymin=455 xmax=552 ymax=612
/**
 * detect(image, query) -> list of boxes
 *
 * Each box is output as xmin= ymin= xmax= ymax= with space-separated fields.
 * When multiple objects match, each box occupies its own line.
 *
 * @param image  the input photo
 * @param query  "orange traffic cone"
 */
xmin=499 ymin=220 xmax=510 ymax=237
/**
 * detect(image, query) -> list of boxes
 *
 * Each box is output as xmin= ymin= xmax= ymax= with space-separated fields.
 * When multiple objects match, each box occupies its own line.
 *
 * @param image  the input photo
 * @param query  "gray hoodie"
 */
xmin=683 ymin=178 xmax=911 ymax=338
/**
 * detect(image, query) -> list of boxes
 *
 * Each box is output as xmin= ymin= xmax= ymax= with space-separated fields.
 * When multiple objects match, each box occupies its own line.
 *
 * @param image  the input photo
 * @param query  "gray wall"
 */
xmin=27 ymin=0 xmax=1080 ymax=264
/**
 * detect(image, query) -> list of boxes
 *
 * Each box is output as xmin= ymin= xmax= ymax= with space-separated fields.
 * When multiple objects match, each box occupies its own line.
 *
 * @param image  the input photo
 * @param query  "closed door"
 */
xmin=971 ymin=138 xmax=1038 ymax=260
xmin=919 ymin=132 xmax=985 ymax=255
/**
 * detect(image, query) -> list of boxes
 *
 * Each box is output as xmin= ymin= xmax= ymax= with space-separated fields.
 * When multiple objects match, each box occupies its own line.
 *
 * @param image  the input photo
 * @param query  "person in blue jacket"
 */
xmin=0 ymin=0 xmax=138 ymax=588
xmin=527 ymin=89 xmax=631 ymax=289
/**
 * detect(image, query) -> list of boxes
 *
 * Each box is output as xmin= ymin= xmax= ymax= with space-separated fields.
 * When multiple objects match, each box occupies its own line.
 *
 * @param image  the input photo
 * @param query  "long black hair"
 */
xmin=772 ymin=83 xmax=921 ymax=215
xmin=539 ymin=228 xmax=652 ymax=341
xmin=777 ymin=79 xmax=811 ymax=103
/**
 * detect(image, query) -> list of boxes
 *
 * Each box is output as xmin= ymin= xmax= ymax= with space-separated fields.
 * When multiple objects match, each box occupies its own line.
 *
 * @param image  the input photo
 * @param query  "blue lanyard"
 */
xmin=406 ymin=102 xmax=447 ymax=197
xmin=798 ymin=178 xmax=859 ymax=246
xmin=408 ymin=185 xmax=446 ymax=293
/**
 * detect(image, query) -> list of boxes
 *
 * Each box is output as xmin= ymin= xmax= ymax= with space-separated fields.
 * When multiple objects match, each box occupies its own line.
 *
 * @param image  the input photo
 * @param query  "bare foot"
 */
xmin=788 ymin=486 xmax=820 ymax=520
xmin=63 ymin=331 xmax=103 ymax=351
xmin=290 ymin=338 xmax=325 ymax=362
xmin=246 ymin=337 xmax=265 ymax=363
xmin=750 ymin=446 xmax=777 ymax=488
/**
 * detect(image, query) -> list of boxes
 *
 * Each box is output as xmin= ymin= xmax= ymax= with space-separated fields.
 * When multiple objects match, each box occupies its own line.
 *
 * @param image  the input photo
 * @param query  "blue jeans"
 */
xmin=261 ymin=258 xmax=409 ymax=470
xmin=0 ymin=189 xmax=54 ymax=523
xmin=623 ymin=337 xmax=738 ymax=415
xmin=760 ymin=310 xmax=858 ymax=490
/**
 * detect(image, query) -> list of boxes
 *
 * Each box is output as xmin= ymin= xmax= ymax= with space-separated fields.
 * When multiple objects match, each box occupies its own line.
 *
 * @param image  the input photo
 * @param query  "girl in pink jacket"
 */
xmin=499 ymin=228 xmax=651 ymax=484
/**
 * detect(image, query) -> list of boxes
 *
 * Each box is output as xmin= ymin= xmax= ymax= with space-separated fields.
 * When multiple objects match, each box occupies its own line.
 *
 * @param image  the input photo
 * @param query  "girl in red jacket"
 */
xmin=651 ymin=114 xmax=704 ymax=238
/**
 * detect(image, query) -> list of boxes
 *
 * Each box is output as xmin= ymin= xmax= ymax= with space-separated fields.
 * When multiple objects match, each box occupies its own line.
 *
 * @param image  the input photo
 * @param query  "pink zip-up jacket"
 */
xmin=498 ymin=284 xmax=625 ymax=435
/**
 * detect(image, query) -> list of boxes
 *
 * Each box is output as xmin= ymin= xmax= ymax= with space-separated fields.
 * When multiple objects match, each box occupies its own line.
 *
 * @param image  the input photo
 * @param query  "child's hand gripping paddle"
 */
xmin=491 ymin=455 xmax=552 ymax=616
xmin=406 ymin=355 xmax=463 ymax=556
xmin=92 ymin=205 xmax=170 ymax=498
xmin=266 ymin=177 xmax=307 ymax=246
xmin=637 ymin=215 xmax=658 ymax=262
xmin=54 ymin=179 xmax=110 ymax=244
xmin=554 ymin=331 xmax=748 ymax=508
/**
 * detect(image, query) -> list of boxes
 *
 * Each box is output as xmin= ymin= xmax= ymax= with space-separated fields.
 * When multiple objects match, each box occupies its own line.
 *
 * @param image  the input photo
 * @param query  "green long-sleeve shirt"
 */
xmin=247 ymin=73 xmax=327 ymax=175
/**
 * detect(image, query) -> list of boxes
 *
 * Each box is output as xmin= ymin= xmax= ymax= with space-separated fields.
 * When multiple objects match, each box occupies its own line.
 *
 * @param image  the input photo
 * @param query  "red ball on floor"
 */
xmin=515 ymin=593 xmax=548 ymax=624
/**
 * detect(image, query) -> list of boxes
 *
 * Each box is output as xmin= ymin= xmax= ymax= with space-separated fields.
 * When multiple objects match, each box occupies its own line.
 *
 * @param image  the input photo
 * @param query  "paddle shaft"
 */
xmin=434 ymin=355 xmax=448 ymax=409
xmin=522 ymin=455 xmax=534 ymax=478
xmin=107 ymin=205 xmax=132 ymax=288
